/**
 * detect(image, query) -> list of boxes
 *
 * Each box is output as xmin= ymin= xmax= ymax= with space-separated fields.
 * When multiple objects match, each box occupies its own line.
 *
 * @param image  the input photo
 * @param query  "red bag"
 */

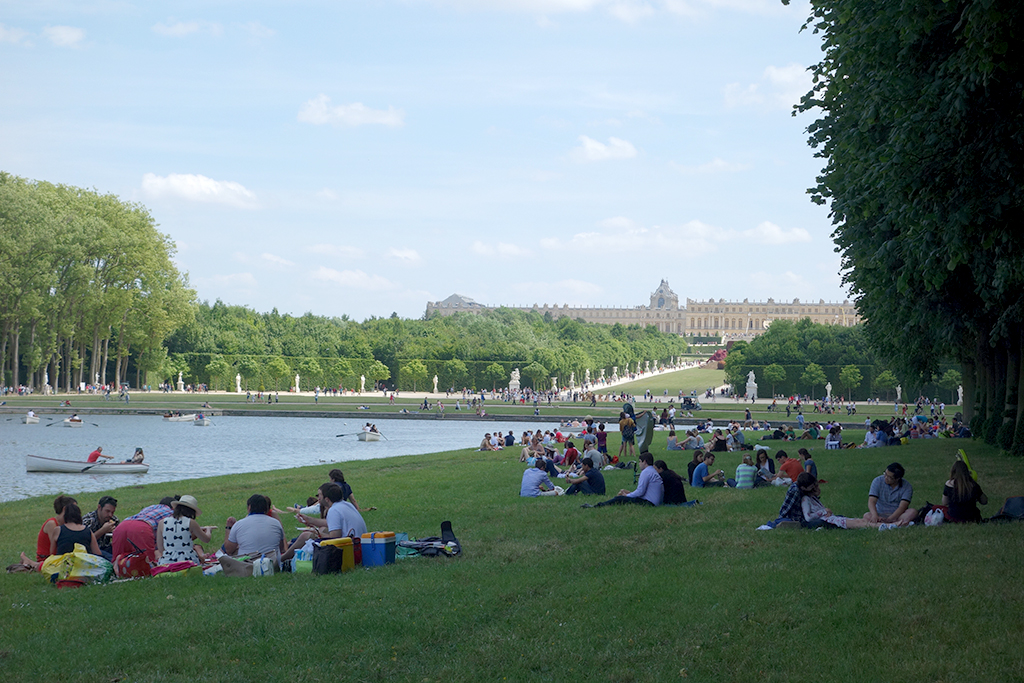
xmin=114 ymin=553 xmax=152 ymax=578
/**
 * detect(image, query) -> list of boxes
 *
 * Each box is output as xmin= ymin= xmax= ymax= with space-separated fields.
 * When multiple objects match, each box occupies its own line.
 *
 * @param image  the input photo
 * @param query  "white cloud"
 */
xmin=541 ymin=218 xmax=721 ymax=256
xmin=570 ymin=135 xmax=637 ymax=162
xmin=262 ymin=253 xmax=295 ymax=268
xmin=0 ymin=23 xmax=31 ymax=46
xmin=312 ymin=267 xmax=399 ymax=291
xmin=239 ymin=21 xmax=276 ymax=39
xmin=509 ymin=278 xmax=605 ymax=304
xmin=43 ymin=25 xmax=84 ymax=47
xmin=725 ymin=62 xmax=811 ymax=109
xmin=388 ymin=248 xmax=422 ymax=264
xmin=141 ymin=173 xmax=258 ymax=209
xmin=471 ymin=241 xmax=532 ymax=257
xmin=298 ymin=94 xmax=405 ymax=127
xmin=741 ymin=221 xmax=811 ymax=245
xmin=665 ymin=0 xmax=790 ymax=16
xmin=307 ymin=243 xmax=365 ymax=259
xmin=608 ymin=1 xmax=655 ymax=22
xmin=670 ymin=158 xmax=751 ymax=174
xmin=316 ymin=188 xmax=339 ymax=201
xmin=151 ymin=20 xmax=223 ymax=37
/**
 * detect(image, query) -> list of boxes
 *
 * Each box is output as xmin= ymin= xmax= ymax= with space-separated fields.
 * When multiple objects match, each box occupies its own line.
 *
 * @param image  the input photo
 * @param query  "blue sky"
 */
xmin=1 ymin=0 xmax=853 ymax=321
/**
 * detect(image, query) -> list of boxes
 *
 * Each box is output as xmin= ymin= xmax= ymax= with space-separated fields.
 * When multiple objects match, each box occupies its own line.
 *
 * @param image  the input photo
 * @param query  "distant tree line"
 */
xmin=723 ymin=319 xmax=960 ymax=402
xmin=0 ymin=173 xmax=194 ymax=391
xmin=162 ymin=303 xmax=690 ymax=392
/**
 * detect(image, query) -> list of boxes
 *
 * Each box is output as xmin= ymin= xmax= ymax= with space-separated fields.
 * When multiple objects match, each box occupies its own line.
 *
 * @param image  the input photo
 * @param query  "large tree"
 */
xmin=794 ymin=0 xmax=1024 ymax=449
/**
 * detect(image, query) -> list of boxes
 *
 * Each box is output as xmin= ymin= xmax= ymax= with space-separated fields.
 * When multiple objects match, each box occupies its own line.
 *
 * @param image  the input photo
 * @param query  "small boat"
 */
xmin=26 ymin=454 xmax=149 ymax=474
xmin=163 ymin=413 xmax=197 ymax=422
xmin=64 ymin=418 xmax=84 ymax=428
xmin=23 ymin=415 xmax=39 ymax=424
xmin=194 ymin=417 xmax=211 ymax=426
xmin=357 ymin=431 xmax=381 ymax=442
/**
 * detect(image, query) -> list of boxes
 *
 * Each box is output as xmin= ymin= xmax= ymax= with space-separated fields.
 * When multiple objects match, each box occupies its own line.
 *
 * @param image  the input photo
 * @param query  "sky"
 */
xmin=0 ymin=0 xmax=854 ymax=321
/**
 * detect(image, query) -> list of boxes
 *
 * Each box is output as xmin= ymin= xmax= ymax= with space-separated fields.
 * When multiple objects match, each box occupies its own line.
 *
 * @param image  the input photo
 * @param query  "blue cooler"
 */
xmin=360 ymin=532 xmax=396 ymax=567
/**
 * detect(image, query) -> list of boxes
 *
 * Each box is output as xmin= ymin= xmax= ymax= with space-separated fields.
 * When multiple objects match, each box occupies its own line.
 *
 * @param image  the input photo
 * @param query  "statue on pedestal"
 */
xmin=825 ymin=382 xmax=832 ymax=400
xmin=745 ymin=370 xmax=758 ymax=401
xmin=236 ymin=373 xmax=242 ymax=393
xmin=957 ymin=385 xmax=963 ymax=406
xmin=433 ymin=374 xmax=439 ymax=393
xmin=896 ymin=385 xmax=902 ymax=402
xmin=509 ymin=368 xmax=521 ymax=394
xmin=360 ymin=374 xmax=366 ymax=393
xmin=295 ymin=374 xmax=300 ymax=392
xmin=177 ymin=372 xmax=184 ymax=392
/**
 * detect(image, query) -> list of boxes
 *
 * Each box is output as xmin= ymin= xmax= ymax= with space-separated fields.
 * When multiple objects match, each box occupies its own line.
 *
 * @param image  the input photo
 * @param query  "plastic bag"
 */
xmin=924 ymin=508 xmax=945 ymax=526
xmin=43 ymin=543 xmax=114 ymax=584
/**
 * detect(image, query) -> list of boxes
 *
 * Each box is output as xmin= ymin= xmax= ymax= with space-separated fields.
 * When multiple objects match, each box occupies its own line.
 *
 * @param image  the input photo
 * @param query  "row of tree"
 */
xmin=723 ymin=319 xmax=961 ymax=401
xmin=163 ymin=304 xmax=691 ymax=391
xmin=797 ymin=0 xmax=1024 ymax=452
xmin=0 ymin=174 xmax=194 ymax=392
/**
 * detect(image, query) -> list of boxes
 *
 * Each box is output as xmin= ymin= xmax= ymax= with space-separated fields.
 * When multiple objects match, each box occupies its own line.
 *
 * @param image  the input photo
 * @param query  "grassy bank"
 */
xmin=2 ymin=433 xmax=1022 ymax=682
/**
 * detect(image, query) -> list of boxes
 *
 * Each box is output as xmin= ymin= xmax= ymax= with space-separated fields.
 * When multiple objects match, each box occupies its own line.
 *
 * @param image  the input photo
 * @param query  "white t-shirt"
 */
xmin=325 ymin=500 xmax=367 ymax=538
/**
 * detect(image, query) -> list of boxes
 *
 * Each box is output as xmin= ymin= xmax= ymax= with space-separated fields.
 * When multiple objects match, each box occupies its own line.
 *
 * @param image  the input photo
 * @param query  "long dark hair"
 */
xmin=329 ymin=469 xmax=346 ymax=484
xmin=949 ymin=461 xmax=975 ymax=502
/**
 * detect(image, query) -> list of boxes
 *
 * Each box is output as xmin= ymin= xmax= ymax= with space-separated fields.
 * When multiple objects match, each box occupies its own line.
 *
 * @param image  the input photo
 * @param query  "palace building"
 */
xmin=425 ymin=280 xmax=861 ymax=339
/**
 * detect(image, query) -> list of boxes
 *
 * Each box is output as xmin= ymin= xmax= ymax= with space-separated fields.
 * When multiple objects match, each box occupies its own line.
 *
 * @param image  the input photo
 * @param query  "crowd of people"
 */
xmin=10 ymin=468 xmax=374 ymax=579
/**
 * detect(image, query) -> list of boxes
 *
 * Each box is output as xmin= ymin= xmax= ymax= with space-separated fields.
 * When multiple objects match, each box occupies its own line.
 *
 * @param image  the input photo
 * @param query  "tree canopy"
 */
xmin=794 ymin=0 xmax=1024 ymax=448
xmin=0 ymin=173 xmax=194 ymax=392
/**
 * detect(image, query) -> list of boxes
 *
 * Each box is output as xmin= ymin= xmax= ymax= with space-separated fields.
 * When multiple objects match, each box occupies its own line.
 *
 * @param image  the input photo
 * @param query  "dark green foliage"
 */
xmin=795 ymin=0 xmax=1024 ymax=439
xmin=166 ymin=304 xmax=688 ymax=390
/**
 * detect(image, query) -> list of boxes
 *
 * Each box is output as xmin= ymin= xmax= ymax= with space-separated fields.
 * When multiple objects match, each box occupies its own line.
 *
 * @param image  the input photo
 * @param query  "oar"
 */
xmin=80 ymin=463 xmax=101 ymax=473
xmin=377 ymin=431 xmax=389 ymax=441
xmin=335 ymin=433 xmax=358 ymax=438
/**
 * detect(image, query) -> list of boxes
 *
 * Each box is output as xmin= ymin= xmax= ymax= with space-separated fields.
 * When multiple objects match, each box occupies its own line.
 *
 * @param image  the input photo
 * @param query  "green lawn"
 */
xmin=2 ymin=432 xmax=1021 ymax=682
xmin=597 ymin=366 xmax=725 ymax=397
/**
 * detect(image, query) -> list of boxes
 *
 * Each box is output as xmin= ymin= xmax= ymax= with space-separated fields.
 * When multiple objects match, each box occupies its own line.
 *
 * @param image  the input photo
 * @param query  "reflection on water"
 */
xmin=0 ymin=415 xmax=558 ymax=502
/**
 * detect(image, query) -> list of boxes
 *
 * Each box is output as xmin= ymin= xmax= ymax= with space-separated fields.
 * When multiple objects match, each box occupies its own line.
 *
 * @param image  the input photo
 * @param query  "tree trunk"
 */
xmin=101 ymin=336 xmax=109 ymax=386
xmin=10 ymin=325 xmax=19 ymax=388
xmin=1012 ymin=327 xmax=1024 ymax=456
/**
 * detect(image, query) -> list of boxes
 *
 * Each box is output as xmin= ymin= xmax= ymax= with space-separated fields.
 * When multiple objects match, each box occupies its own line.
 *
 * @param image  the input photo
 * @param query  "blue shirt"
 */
xmin=627 ymin=466 xmax=663 ymax=505
xmin=691 ymin=462 xmax=710 ymax=487
xmin=520 ymin=467 xmax=555 ymax=497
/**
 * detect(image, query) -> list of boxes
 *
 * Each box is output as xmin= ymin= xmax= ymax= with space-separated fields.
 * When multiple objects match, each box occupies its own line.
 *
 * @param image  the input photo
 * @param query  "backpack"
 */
xmin=990 ymin=496 xmax=1024 ymax=522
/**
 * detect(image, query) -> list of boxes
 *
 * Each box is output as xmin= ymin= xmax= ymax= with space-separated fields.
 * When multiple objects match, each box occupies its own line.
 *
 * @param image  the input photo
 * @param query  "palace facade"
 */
xmin=425 ymin=280 xmax=861 ymax=339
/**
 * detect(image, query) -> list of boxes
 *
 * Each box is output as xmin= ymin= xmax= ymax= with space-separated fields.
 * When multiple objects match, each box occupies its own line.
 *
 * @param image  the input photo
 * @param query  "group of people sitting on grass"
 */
xmin=520 ymin=451 xmax=689 ymax=507
xmin=10 ymin=468 xmax=374 ymax=578
xmin=765 ymin=459 xmax=988 ymax=530
xmin=684 ymin=448 xmax=815 ymax=489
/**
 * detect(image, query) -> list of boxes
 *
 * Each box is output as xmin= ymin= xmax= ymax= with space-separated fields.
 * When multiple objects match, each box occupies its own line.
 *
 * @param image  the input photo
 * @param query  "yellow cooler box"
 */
xmin=320 ymin=537 xmax=355 ymax=573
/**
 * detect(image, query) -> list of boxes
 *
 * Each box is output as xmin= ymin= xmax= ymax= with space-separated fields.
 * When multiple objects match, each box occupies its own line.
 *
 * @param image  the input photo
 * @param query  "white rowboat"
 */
xmin=194 ymin=418 xmax=211 ymax=426
xmin=64 ymin=418 xmax=84 ymax=428
xmin=357 ymin=431 xmax=381 ymax=442
xmin=23 ymin=415 xmax=39 ymax=424
xmin=163 ymin=414 xmax=197 ymax=422
xmin=26 ymin=454 xmax=150 ymax=474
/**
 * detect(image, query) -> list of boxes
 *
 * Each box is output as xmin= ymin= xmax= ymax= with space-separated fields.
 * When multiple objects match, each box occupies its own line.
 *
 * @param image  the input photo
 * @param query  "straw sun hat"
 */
xmin=171 ymin=495 xmax=201 ymax=516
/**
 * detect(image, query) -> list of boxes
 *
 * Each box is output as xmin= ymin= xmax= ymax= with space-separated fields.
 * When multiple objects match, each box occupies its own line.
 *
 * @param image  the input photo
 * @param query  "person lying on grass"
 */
xmin=799 ymin=473 xmax=880 ymax=529
xmin=586 ymin=452 xmax=663 ymax=507
xmin=863 ymin=462 xmax=917 ymax=527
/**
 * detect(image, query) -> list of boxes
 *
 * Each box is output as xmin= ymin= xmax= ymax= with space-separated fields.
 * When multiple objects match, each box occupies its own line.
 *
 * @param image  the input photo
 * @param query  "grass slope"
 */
xmin=2 ymin=435 xmax=1022 ymax=682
